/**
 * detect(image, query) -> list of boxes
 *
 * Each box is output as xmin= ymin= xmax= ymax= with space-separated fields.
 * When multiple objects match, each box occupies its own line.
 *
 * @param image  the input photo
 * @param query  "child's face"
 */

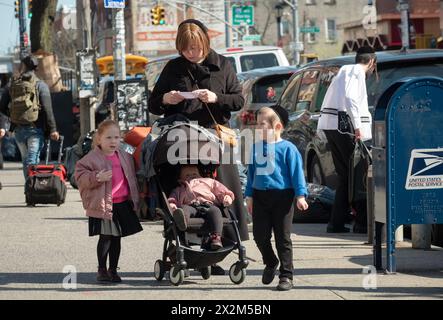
xmin=98 ymin=126 xmax=120 ymax=155
xmin=180 ymin=166 xmax=201 ymax=181
xmin=256 ymin=113 xmax=277 ymax=141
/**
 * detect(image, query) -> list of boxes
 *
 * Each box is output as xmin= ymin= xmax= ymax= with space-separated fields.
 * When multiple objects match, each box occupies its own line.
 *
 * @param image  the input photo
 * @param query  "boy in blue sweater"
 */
xmin=245 ymin=105 xmax=308 ymax=291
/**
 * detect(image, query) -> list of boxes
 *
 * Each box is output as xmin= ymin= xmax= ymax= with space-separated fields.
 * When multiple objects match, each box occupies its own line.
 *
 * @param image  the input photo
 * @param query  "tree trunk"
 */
xmin=30 ymin=0 xmax=58 ymax=53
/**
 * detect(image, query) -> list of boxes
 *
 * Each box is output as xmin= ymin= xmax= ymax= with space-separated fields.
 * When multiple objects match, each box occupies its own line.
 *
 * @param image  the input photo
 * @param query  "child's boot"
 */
xmin=210 ymin=233 xmax=223 ymax=250
xmin=97 ymin=267 xmax=111 ymax=282
xmin=108 ymin=268 xmax=122 ymax=283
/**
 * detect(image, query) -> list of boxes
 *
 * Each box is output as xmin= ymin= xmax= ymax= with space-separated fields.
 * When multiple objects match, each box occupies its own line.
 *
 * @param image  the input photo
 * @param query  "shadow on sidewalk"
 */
xmin=0 ymin=272 xmax=268 ymax=292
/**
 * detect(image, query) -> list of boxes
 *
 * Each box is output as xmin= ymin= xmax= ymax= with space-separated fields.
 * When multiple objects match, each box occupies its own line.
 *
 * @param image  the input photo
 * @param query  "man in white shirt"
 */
xmin=317 ymin=46 xmax=376 ymax=233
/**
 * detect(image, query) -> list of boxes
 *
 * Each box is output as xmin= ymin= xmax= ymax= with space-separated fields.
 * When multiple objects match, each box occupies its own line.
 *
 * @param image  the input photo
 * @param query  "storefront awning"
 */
xmin=341 ymin=34 xmax=389 ymax=54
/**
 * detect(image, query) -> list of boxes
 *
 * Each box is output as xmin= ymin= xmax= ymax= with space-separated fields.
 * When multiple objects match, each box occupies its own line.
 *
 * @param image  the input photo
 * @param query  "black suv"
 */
xmin=277 ymin=49 xmax=443 ymax=189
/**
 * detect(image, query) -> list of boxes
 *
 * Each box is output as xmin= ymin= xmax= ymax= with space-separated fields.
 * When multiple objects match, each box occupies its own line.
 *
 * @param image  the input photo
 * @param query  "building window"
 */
xmin=306 ymin=0 xmax=316 ymax=4
xmin=325 ymin=18 xmax=337 ymax=42
xmin=306 ymin=19 xmax=317 ymax=43
xmin=323 ymin=0 xmax=336 ymax=4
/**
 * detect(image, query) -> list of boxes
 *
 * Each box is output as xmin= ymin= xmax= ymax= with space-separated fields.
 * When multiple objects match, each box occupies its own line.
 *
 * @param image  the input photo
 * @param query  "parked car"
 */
xmin=145 ymin=46 xmax=290 ymax=92
xmin=277 ymin=49 xmax=443 ymax=239
xmin=230 ymin=65 xmax=299 ymax=131
xmin=277 ymin=49 xmax=443 ymax=189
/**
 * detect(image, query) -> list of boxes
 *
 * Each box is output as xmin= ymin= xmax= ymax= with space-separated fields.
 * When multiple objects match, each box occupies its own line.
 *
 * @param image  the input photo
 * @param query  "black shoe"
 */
xmin=353 ymin=224 xmax=367 ymax=234
xmin=108 ymin=268 xmax=122 ymax=283
xmin=276 ymin=277 xmax=293 ymax=291
xmin=96 ymin=267 xmax=111 ymax=282
xmin=326 ymin=225 xmax=350 ymax=233
xmin=173 ymin=208 xmax=187 ymax=231
xmin=211 ymin=264 xmax=225 ymax=275
xmin=262 ymin=264 xmax=278 ymax=285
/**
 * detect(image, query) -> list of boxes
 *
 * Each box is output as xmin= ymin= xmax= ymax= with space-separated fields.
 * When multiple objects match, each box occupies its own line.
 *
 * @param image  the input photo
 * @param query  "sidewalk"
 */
xmin=0 ymin=162 xmax=442 ymax=300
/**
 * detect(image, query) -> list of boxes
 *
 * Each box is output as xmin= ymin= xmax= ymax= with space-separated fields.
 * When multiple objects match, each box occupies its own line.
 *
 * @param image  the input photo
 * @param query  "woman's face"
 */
xmin=181 ymin=41 xmax=205 ymax=63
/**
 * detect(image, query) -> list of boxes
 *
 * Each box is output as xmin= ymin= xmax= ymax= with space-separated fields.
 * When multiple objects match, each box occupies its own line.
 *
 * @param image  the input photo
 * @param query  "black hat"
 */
xmin=178 ymin=19 xmax=209 ymax=34
xmin=269 ymin=104 xmax=289 ymax=128
xmin=21 ymin=55 xmax=38 ymax=71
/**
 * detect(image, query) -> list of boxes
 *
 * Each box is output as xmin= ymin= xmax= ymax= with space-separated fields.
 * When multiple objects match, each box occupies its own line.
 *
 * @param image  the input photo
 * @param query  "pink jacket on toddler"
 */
xmin=168 ymin=178 xmax=235 ymax=208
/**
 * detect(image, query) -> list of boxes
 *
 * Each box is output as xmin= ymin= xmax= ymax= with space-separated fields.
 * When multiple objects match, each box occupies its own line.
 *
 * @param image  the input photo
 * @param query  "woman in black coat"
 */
xmin=148 ymin=19 xmax=249 ymax=246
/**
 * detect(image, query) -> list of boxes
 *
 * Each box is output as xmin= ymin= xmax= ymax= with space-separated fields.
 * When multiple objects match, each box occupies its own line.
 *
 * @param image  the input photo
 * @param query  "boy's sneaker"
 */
xmin=96 ymin=267 xmax=111 ymax=282
xmin=276 ymin=277 xmax=293 ymax=291
xmin=262 ymin=264 xmax=278 ymax=285
xmin=173 ymin=208 xmax=187 ymax=231
xmin=210 ymin=233 xmax=223 ymax=250
xmin=108 ymin=268 xmax=122 ymax=283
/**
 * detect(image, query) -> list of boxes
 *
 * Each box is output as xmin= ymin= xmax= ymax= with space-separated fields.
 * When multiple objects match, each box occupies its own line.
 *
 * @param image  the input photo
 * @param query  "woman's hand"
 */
xmin=96 ymin=169 xmax=112 ymax=183
xmin=194 ymin=89 xmax=218 ymax=104
xmin=169 ymin=203 xmax=178 ymax=211
xmin=162 ymin=91 xmax=185 ymax=105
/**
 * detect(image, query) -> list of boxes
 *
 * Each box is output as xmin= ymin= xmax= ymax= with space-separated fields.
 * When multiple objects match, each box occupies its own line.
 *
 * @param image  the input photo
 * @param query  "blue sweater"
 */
xmin=245 ymin=139 xmax=308 ymax=198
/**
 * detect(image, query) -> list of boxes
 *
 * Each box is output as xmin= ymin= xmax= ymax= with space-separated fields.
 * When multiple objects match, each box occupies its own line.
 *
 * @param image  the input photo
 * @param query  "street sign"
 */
xmin=243 ymin=34 xmax=262 ymax=42
xmin=300 ymin=26 xmax=320 ymax=33
xmin=232 ymin=5 xmax=254 ymax=26
xmin=104 ymin=0 xmax=125 ymax=9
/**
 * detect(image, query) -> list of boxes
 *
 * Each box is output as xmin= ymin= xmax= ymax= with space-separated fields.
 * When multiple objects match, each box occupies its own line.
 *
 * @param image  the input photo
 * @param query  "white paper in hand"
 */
xmin=178 ymin=92 xmax=198 ymax=99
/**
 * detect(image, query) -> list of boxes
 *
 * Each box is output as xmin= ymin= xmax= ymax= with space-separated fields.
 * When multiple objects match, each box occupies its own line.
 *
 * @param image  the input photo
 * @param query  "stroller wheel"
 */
xmin=229 ymin=263 xmax=246 ymax=285
xmin=169 ymin=266 xmax=184 ymax=286
xmin=200 ymin=267 xmax=211 ymax=280
xmin=154 ymin=260 xmax=165 ymax=281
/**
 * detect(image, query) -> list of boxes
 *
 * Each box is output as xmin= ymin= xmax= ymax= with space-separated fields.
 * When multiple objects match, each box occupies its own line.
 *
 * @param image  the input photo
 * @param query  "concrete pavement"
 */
xmin=0 ymin=162 xmax=442 ymax=300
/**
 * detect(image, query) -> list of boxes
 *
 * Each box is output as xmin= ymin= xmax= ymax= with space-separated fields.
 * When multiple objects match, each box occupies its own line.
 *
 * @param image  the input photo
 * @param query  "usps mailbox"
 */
xmin=372 ymin=77 xmax=443 ymax=273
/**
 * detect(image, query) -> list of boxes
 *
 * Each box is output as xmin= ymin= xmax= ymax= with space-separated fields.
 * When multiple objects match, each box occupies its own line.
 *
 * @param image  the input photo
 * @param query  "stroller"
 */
xmin=150 ymin=122 xmax=249 ymax=286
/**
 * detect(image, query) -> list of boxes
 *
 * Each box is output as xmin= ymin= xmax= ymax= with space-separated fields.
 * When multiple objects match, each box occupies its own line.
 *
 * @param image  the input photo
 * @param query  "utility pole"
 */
xmin=280 ymin=0 xmax=302 ymax=66
xmin=225 ymin=0 xmax=231 ymax=47
xmin=77 ymin=0 xmax=95 ymax=136
xmin=18 ymin=0 xmax=28 ymax=59
xmin=112 ymin=7 xmax=126 ymax=81
xmin=398 ymin=0 xmax=411 ymax=50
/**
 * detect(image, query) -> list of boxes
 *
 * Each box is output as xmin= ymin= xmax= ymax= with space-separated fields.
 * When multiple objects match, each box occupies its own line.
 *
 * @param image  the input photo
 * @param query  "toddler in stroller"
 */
xmin=168 ymin=164 xmax=234 ymax=250
xmin=150 ymin=122 xmax=248 ymax=286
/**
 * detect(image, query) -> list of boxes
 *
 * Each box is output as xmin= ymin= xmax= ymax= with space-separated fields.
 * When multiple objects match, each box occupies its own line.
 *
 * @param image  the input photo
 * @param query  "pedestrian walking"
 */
xmin=0 ymin=55 xmax=59 ymax=179
xmin=148 ymin=19 xmax=248 ymax=275
xmin=245 ymin=105 xmax=309 ymax=291
xmin=75 ymin=120 xmax=143 ymax=283
xmin=317 ymin=46 xmax=376 ymax=234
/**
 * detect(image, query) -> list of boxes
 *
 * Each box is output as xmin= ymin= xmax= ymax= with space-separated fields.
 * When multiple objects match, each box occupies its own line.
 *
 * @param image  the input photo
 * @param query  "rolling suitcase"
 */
xmin=25 ymin=136 xmax=67 ymax=206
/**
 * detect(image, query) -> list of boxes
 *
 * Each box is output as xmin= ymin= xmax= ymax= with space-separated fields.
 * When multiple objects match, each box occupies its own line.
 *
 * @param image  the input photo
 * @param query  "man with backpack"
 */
xmin=0 ymin=55 xmax=59 ymax=178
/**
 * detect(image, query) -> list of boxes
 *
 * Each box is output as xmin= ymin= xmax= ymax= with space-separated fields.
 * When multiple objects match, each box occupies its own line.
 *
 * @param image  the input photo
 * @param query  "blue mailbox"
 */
xmin=373 ymin=77 xmax=443 ymax=273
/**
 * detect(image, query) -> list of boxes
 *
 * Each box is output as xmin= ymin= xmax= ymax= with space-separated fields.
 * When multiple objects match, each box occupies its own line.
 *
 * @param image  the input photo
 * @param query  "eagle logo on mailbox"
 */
xmin=405 ymin=149 xmax=443 ymax=190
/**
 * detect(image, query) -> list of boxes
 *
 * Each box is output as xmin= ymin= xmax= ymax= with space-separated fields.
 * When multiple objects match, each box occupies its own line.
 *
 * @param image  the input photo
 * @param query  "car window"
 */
xmin=240 ymin=53 xmax=279 ymax=72
xmin=226 ymin=56 xmax=237 ymax=73
xmin=279 ymin=73 xmax=302 ymax=112
xmin=251 ymin=74 xmax=292 ymax=104
xmin=145 ymin=60 xmax=167 ymax=90
xmin=295 ymin=70 xmax=320 ymax=112
xmin=314 ymin=67 xmax=340 ymax=112
xmin=367 ymin=61 xmax=443 ymax=107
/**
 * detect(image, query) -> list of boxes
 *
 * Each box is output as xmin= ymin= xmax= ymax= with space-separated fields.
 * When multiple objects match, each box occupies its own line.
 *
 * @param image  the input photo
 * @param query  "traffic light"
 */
xmin=150 ymin=5 xmax=166 ymax=26
xmin=28 ymin=0 xmax=33 ymax=19
xmin=158 ymin=6 xmax=166 ymax=25
xmin=150 ymin=6 xmax=160 ymax=26
xmin=14 ymin=0 xmax=20 ymax=19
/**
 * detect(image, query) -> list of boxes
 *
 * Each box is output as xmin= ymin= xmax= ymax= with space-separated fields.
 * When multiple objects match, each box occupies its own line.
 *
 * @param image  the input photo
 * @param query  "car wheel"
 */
xmin=309 ymin=155 xmax=325 ymax=186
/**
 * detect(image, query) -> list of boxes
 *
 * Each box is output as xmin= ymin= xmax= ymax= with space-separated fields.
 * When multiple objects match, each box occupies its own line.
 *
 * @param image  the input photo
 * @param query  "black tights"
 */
xmin=97 ymin=235 xmax=121 ymax=269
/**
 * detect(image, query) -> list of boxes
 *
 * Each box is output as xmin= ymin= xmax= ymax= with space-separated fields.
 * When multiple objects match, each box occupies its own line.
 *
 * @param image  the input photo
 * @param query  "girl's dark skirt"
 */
xmin=89 ymin=201 xmax=143 ymax=237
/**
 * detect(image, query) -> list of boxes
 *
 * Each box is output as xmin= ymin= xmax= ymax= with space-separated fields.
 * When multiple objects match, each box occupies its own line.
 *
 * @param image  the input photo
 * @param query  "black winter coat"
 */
xmin=148 ymin=49 xmax=244 ymax=127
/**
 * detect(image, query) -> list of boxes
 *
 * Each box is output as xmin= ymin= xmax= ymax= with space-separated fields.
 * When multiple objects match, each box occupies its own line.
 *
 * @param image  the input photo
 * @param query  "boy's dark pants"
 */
xmin=252 ymin=189 xmax=294 ymax=280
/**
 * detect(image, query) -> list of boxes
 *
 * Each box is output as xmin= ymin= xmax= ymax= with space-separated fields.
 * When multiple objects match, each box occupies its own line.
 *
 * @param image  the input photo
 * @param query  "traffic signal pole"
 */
xmin=18 ymin=0 xmax=28 ymax=59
